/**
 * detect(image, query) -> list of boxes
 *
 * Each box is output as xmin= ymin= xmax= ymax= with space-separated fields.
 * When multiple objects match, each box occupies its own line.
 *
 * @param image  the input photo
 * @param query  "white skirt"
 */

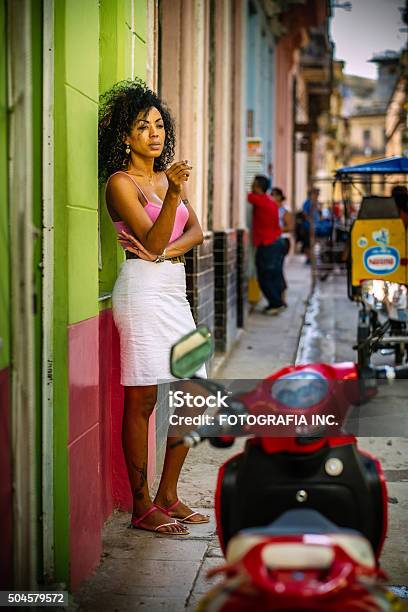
xmin=112 ymin=259 xmax=207 ymax=386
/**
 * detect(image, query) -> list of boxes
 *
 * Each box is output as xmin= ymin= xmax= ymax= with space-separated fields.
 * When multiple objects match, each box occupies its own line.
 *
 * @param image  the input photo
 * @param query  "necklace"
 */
xmin=128 ymin=171 xmax=154 ymax=185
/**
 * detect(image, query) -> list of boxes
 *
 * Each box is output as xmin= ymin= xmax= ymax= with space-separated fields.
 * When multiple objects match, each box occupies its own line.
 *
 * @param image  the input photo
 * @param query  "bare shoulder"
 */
xmin=106 ymin=172 xmax=139 ymax=207
xmin=106 ymin=171 xmax=133 ymax=195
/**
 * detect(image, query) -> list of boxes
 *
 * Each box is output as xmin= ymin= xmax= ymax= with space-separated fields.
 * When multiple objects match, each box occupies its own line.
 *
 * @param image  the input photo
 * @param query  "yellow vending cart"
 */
xmin=334 ymin=157 xmax=408 ymax=367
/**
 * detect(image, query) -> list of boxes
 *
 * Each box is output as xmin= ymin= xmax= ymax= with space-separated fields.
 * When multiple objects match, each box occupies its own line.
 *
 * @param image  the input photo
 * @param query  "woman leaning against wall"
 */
xmin=98 ymin=79 xmax=209 ymax=536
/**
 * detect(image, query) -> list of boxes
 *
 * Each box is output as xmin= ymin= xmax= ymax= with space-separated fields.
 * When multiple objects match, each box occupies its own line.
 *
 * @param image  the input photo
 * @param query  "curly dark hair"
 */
xmin=98 ymin=78 xmax=176 ymax=183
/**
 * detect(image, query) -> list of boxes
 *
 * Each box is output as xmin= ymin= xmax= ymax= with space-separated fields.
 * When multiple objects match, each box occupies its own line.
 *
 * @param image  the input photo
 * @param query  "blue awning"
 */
xmin=335 ymin=156 xmax=408 ymax=176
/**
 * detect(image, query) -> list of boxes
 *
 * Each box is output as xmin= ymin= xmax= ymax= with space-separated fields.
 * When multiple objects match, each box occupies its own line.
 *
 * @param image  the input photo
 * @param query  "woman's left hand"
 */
xmin=118 ymin=231 xmax=157 ymax=261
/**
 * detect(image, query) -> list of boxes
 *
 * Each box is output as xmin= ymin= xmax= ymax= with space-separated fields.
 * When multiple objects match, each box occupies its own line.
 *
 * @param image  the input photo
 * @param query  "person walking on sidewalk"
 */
xmin=248 ymin=176 xmax=285 ymax=315
xmin=301 ymin=187 xmax=321 ymax=264
xmin=272 ymin=187 xmax=293 ymax=307
xmin=99 ymin=79 xmax=209 ymax=536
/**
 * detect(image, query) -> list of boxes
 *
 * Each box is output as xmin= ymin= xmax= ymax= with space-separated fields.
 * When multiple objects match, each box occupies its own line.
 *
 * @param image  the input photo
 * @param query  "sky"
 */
xmin=330 ymin=0 xmax=407 ymax=79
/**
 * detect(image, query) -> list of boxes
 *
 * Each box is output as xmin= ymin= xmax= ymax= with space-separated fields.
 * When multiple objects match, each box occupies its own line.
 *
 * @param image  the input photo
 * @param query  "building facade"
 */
xmin=311 ymin=59 xmax=351 ymax=206
xmin=1 ymin=0 xmax=156 ymax=591
xmin=273 ymin=0 xmax=331 ymax=210
xmin=0 ymin=0 xmax=331 ymax=593
xmin=385 ymin=52 xmax=408 ymax=159
xmin=342 ymin=52 xmax=400 ymax=201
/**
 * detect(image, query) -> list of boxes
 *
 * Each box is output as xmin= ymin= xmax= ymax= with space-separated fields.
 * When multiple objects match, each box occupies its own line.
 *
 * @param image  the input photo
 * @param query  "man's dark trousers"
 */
xmin=255 ymin=238 xmax=285 ymax=308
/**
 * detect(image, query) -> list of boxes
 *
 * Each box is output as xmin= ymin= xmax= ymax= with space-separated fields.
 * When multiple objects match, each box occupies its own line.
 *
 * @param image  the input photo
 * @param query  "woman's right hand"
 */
xmin=165 ymin=160 xmax=192 ymax=194
xmin=118 ymin=231 xmax=157 ymax=261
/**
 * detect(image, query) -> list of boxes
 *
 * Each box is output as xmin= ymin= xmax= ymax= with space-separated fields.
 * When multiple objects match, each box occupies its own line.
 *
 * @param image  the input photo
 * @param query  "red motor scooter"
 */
xmin=169 ymin=326 xmax=408 ymax=611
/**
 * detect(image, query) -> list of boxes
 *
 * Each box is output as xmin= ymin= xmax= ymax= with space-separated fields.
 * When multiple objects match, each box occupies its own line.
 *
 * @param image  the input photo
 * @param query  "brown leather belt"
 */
xmin=126 ymin=251 xmax=185 ymax=265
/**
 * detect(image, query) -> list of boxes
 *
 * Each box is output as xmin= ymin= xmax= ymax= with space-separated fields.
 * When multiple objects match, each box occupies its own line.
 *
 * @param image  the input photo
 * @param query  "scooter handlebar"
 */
xmin=171 ymin=400 xmax=249 ymax=448
xmin=172 ymin=363 xmax=408 ymax=449
xmin=175 ymin=426 xmax=212 ymax=449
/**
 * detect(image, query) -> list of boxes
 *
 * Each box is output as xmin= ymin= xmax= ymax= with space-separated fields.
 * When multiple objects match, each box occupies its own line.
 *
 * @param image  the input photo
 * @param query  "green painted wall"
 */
xmin=65 ymin=0 xmax=99 ymax=325
xmin=98 ymin=0 xmax=148 ymax=301
xmin=53 ymin=0 xmax=100 ymax=583
xmin=53 ymin=0 xmax=149 ymax=584
xmin=0 ymin=0 xmax=9 ymax=373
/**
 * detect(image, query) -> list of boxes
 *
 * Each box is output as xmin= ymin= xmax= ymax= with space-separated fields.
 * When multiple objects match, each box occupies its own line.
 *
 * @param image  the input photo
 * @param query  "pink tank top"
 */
xmin=107 ymin=171 xmax=189 ymax=247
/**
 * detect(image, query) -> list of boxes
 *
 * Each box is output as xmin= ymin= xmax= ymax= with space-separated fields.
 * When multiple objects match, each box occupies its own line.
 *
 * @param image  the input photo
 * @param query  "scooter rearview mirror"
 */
xmin=170 ymin=325 xmax=213 ymax=379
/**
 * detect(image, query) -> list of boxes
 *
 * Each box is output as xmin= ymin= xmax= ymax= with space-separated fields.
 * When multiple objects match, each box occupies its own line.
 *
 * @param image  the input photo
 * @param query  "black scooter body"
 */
xmin=218 ymin=441 xmax=385 ymax=553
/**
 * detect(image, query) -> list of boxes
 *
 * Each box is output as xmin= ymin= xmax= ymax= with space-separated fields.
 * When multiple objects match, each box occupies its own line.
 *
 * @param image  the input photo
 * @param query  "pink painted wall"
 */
xmin=69 ymin=309 xmax=157 ymax=589
xmin=0 ymin=367 xmax=12 ymax=588
xmin=99 ymin=308 xmax=132 ymax=513
xmin=274 ymin=40 xmax=294 ymax=204
xmin=160 ymin=0 xmax=210 ymax=229
xmin=99 ymin=308 xmax=156 ymax=513
xmin=99 ymin=308 xmax=116 ymax=518
xmin=68 ymin=316 xmax=102 ymax=590
xmin=273 ymin=0 xmax=328 ymax=206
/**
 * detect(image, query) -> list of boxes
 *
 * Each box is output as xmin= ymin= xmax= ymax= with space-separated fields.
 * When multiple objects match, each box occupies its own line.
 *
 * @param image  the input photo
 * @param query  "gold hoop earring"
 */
xmin=125 ymin=143 xmax=130 ymax=155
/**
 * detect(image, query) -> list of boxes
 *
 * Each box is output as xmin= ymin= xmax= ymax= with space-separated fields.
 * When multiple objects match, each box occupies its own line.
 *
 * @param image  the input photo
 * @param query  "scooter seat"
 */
xmin=241 ymin=509 xmax=359 ymax=537
xmin=226 ymin=510 xmax=375 ymax=569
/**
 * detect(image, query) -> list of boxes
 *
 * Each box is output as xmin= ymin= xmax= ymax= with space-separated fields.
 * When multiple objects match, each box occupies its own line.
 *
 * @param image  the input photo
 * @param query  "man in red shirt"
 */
xmin=248 ymin=175 xmax=285 ymax=315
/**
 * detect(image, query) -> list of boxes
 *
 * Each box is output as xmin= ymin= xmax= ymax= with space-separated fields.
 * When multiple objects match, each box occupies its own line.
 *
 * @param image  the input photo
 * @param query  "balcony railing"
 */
xmin=349 ymin=146 xmax=385 ymax=158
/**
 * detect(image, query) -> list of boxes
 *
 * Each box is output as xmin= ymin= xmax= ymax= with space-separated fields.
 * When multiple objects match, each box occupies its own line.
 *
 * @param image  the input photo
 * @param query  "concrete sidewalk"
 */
xmin=72 ymin=255 xmax=312 ymax=612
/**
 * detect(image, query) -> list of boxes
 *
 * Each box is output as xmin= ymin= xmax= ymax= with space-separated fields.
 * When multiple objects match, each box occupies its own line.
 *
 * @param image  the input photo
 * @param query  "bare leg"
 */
xmin=154 ymin=381 xmax=209 ymax=523
xmin=123 ymin=385 xmax=187 ymax=533
xmin=154 ymin=439 xmax=209 ymax=523
xmin=155 ymin=438 xmax=189 ymax=503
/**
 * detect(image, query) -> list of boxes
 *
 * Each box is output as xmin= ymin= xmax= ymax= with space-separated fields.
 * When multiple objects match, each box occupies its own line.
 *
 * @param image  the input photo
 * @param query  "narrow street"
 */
xmin=296 ymin=269 xmax=408 ymax=587
xmin=72 ymin=258 xmax=408 ymax=610
xmin=3 ymin=0 xmax=408 ymax=599
xmin=72 ymin=255 xmax=311 ymax=611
